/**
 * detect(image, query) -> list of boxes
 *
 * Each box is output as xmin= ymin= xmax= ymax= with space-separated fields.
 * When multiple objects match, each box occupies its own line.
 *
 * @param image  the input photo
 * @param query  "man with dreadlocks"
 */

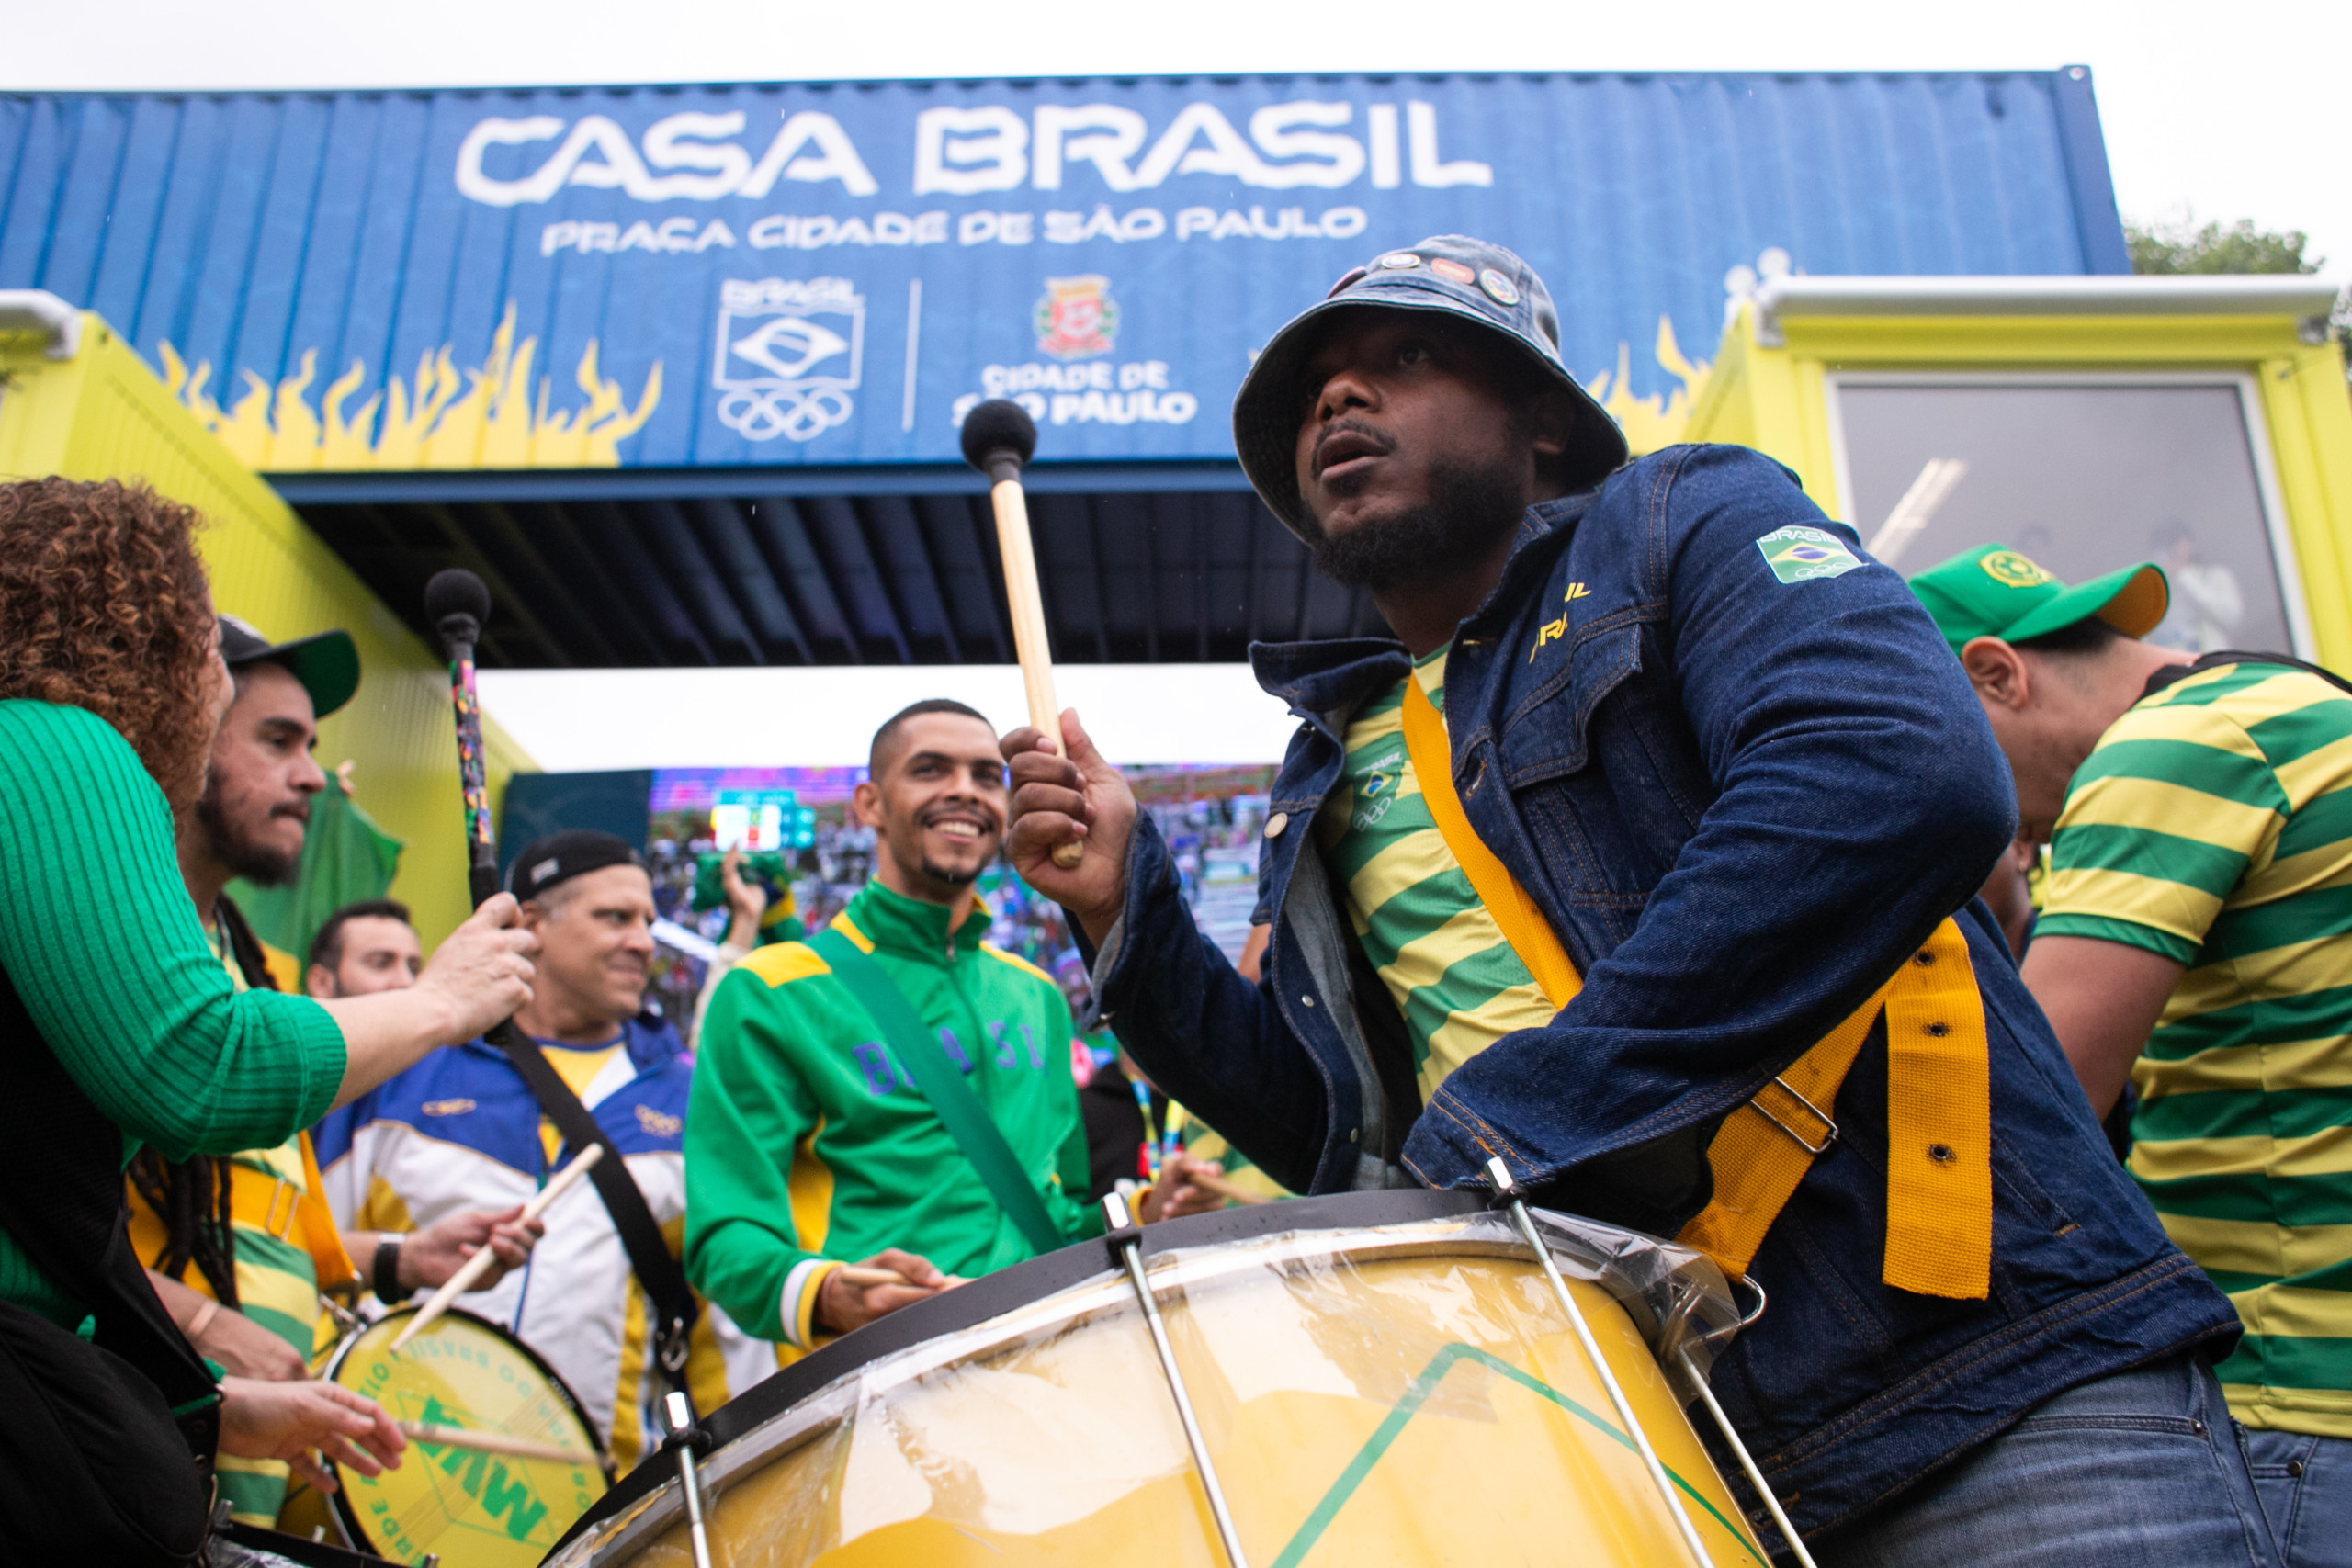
xmin=126 ymin=615 xmax=539 ymax=1528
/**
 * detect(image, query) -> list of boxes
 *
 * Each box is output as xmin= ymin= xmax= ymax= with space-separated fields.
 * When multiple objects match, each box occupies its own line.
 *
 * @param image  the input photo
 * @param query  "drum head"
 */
xmin=322 ymin=1305 xmax=609 ymax=1566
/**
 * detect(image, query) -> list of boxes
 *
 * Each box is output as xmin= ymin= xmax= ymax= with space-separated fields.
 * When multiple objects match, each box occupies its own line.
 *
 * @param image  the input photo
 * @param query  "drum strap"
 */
xmin=216 ymin=1135 xmax=356 ymax=1292
xmin=497 ymin=1027 xmax=701 ymax=1388
xmin=1398 ymin=675 xmax=1992 ymax=1300
xmin=808 ymin=927 xmax=1067 ymax=1258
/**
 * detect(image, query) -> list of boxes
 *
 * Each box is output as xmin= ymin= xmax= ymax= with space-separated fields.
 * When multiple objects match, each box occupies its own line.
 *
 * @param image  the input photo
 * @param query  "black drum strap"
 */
xmin=493 ymin=1022 xmax=700 ymax=1407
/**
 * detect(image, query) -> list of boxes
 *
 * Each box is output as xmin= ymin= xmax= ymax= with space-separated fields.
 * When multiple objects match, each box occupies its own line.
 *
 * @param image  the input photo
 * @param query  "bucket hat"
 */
xmin=1231 ymin=235 xmax=1627 ymax=536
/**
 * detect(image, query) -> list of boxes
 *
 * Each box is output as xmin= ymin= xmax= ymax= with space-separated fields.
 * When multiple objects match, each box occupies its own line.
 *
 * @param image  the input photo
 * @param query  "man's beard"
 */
xmin=194 ymin=766 xmax=304 ymax=887
xmin=1304 ymin=454 xmax=1527 ymax=592
xmin=917 ymin=853 xmax=982 ymax=889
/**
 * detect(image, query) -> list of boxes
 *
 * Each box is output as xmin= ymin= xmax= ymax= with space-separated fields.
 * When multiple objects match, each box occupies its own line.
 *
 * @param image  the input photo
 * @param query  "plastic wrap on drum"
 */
xmin=557 ymin=1211 xmax=1765 ymax=1567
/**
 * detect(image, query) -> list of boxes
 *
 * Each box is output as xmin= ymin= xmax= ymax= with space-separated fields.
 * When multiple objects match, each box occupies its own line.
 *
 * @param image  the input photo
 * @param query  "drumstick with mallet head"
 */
xmin=390 ymin=1144 xmax=602 ymax=1354
xmin=960 ymin=400 xmax=1084 ymax=871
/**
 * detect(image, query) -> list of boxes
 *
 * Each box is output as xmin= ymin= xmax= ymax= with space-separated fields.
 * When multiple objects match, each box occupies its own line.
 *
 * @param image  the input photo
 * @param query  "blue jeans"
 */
xmin=1816 ymin=1354 xmax=2279 ymax=1566
xmin=2245 ymin=1428 xmax=2352 ymax=1568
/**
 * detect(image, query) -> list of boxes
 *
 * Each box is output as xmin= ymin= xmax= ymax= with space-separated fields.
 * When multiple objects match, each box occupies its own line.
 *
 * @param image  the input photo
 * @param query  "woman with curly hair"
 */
xmin=0 ymin=478 xmax=540 ymax=1562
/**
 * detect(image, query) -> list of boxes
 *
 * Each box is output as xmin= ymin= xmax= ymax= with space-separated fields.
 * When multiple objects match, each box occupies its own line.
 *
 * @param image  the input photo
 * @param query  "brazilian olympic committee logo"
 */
xmin=713 ymin=276 xmax=864 ymax=443
xmin=1756 ymin=525 xmax=1862 ymax=584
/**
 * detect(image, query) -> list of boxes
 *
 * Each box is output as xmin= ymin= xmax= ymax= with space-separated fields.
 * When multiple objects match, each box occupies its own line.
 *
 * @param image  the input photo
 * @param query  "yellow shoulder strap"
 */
xmin=1395 ymin=665 xmax=1992 ymax=1301
xmin=1398 ymin=674 xmax=1581 ymax=1010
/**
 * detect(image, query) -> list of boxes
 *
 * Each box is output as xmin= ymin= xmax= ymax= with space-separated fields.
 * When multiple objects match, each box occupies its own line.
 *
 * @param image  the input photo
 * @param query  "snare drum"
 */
xmin=315 ymin=1305 xmax=611 ymax=1566
xmin=551 ymin=1191 xmax=1769 ymax=1567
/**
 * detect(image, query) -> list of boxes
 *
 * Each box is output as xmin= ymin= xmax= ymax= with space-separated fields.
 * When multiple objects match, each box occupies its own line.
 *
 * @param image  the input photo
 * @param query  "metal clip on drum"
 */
xmin=1673 ymin=1277 xmax=1823 ymax=1568
xmin=1485 ymin=1156 xmax=1714 ymax=1567
xmin=1102 ymin=1192 xmax=1251 ymax=1568
xmin=662 ymin=1390 xmax=716 ymax=1568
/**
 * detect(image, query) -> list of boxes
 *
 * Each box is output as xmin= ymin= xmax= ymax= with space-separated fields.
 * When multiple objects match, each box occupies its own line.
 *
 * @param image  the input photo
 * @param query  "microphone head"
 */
xmin=959 ymin=399 xmax=1037 ymax=473
xmin=424 ymin=569 xmax=492 ymax=642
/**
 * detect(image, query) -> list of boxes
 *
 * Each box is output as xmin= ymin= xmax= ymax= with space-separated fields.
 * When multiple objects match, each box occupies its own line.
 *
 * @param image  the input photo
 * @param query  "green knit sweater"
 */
xmin=0 ymin=701 xmax=346 ymax=1326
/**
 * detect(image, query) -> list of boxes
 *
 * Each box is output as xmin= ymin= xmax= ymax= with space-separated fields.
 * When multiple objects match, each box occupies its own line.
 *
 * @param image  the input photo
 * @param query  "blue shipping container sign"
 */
xmin=0 ymin=72 xmax=2125 ymax=474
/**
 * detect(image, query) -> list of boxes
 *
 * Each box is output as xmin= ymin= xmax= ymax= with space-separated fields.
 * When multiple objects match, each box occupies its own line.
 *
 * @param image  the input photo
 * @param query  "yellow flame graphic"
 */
xmin=1586 ymin=314 xmax=1712 ymax=456
xmin=157 ymin=305 xmax=662 ymax=471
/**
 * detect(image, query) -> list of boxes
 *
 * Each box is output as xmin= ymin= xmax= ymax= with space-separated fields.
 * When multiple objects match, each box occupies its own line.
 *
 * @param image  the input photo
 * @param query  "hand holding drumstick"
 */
xmin=391 ymin=1145 xmax=602 ymax=1353
xmin=814 ymin=1248 xmax=962 ymax=1336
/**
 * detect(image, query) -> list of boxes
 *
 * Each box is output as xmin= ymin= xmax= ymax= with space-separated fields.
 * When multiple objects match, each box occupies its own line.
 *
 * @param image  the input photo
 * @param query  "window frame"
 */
xmin=1821 ymin=369 xmax=2315 ymax=659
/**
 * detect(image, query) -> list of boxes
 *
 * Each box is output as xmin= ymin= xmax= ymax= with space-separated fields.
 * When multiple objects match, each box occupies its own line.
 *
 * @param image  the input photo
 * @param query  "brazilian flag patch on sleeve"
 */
xmin=1757 ymin=525 xmax=1863 ymax=583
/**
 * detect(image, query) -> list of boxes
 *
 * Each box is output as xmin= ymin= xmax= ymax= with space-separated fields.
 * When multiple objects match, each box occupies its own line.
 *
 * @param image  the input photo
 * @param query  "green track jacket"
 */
xmin=684 ymin=882 xmax=1096 ymax=1350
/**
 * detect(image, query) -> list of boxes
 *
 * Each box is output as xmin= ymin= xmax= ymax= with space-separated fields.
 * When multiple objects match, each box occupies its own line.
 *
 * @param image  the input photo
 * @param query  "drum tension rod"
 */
xmin=1102 ymin=1192 xmax=1253 ymax=1568
xmin=1487 ymin=1156 xmax=1714 ymax=1568
xmin=661 ymin=1389 xmax=717 ymax=1568
xmin=1674 ymin=1279 xmax=1823 ymax=1568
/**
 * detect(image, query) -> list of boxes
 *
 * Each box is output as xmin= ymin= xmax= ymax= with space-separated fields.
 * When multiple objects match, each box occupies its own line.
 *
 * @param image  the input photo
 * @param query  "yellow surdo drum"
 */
xmin=547 ymin=1192 xmax=1773 ymax=1567
xmin=318 ymin=1305 xmax=611 ymax=1566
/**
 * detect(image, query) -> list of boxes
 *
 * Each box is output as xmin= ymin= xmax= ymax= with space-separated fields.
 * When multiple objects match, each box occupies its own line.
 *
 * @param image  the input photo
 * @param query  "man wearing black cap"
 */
xmin=317 ymin=830 xmax=774 ymax=1472
xmin=1004 ymin=237 xmax=2267 ymax=1562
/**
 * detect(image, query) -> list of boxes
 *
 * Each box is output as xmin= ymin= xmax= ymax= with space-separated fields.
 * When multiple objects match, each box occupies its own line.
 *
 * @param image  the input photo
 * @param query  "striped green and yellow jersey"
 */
xmin=2041 ymin=660 xmax=2352 ymax=1438
xmin=1317 ymin=645 xmax=1557 ymax=1106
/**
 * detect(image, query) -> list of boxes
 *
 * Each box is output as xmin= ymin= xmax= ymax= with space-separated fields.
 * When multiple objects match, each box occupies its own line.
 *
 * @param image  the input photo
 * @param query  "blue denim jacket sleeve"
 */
xmin=1404 ymin=446 xmax=2018 ymax=1204
xmin=1085 ymin=811 xmax=1333 ymax=1194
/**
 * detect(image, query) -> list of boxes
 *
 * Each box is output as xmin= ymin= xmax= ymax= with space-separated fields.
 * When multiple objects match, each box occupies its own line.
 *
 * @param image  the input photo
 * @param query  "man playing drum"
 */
xmin=685 ymin=700 xmax=1218 ymax=1357
xmin=1001 ymin=236 xmax=2271 ymax=1564
xmin=316 ymin=831 xmax=774 ymax=1471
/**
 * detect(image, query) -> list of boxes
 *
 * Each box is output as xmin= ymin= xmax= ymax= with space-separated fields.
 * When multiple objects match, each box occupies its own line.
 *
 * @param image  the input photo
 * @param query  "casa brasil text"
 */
xmin=540 ymin=203 xmax=1363 ymax=256
xmin=467 ymin=98 xmax=1492 ymax=209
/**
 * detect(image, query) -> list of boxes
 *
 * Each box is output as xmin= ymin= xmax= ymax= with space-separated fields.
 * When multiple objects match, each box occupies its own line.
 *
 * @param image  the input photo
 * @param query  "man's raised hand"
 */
xmin=1001 ymin=708 xmax=1136 ymax=944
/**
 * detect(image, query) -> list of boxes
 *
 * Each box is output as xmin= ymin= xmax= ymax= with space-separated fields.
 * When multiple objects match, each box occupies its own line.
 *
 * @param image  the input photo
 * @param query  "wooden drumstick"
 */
xmin=961 ymin=400 xmax=1085 ymax=872
xmin=390 ymin=1145 xmax=602 ymax=1353
xmin=1187 ymin=1168 xmax=1272 ymax=1207
xmin=835 ymin=1265 xmax=913 ymax=1288
xmin=397 ymin=1421 xmax=589 ymax=1466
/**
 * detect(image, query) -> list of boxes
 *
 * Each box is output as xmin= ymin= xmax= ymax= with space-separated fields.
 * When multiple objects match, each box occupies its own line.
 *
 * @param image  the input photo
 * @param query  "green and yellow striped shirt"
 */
xmin=2041 ymin=660 xmax=2352 ymax=1438
xmin=1317 ymin=647 xmax=1557 ymax=1105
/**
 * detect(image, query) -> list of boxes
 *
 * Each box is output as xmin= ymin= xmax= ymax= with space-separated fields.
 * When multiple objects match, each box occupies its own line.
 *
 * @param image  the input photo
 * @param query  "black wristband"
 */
xmin=372 ymin=1235 xmax=408 ymax=1302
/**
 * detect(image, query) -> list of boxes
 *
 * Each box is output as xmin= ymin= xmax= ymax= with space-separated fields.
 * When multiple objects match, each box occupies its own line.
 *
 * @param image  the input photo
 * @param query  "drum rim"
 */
xmin=321 ymin=1301 xmax=615 ymax=1556
xmin=552 ymin=1188 xmax=1490 ymax=1558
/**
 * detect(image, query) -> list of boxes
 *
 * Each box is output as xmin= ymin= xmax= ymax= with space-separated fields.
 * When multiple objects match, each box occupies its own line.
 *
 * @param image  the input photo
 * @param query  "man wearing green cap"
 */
xmin=1916 ymin=544 xmax=2352 ymax=1566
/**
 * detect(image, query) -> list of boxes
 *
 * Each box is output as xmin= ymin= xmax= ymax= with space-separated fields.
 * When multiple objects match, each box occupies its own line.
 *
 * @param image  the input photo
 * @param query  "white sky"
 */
xmin=479 ymin=664 xmax=1299 ymax=769
xmin=14 ymin=0 xmax=2344 ymax=769
xmin=7 ymin=0 xmax=2345 ymax=278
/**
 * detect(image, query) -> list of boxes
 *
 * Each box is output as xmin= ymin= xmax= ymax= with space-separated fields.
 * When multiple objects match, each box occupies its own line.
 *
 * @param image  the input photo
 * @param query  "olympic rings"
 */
xmin=718 ymin=384 xmax=855 ymax=443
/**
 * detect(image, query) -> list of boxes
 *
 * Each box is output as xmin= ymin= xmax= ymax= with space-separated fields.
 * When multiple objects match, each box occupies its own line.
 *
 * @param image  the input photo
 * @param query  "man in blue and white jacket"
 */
xmin=317 ymin=832 xmax=772 ymax=1472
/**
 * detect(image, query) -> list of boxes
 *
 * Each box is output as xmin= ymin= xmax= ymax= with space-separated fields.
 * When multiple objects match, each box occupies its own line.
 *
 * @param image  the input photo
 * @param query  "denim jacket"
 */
xmin=1090 ymin=445 xmax=2238 ymax=1545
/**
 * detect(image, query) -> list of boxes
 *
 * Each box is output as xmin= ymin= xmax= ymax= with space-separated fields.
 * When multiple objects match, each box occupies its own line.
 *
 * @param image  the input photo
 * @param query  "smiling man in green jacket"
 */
xmin=685 ymin=699 xmax=1102 ymax=1358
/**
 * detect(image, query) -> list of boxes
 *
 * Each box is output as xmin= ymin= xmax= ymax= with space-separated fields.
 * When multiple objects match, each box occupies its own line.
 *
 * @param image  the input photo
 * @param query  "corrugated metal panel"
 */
xmin=0 ymin=71 xmax=2125 ymax=478
xmin=295 ymin=487 xmax=1376 ymax=668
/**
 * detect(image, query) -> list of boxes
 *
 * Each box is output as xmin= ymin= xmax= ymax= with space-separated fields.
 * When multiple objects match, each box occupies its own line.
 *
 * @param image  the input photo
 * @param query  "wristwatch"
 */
xmin=372 ymin=1235 xmax=410 ymax=1303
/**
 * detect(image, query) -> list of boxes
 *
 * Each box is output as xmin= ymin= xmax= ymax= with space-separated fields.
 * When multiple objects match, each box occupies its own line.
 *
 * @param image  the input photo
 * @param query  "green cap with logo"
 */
xmin=1908 ymin=545 xmax=2170 ymax=656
